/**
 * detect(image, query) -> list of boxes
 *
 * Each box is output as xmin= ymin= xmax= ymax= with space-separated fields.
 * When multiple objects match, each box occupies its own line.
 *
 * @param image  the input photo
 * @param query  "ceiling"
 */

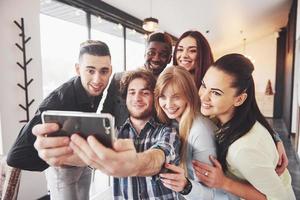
xmin=103 ymin=0 xmax=293 ymax=54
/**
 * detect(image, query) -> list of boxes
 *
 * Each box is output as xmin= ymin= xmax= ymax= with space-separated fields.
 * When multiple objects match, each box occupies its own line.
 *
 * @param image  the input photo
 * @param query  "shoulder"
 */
xmin=190 ymin=114 xmax=217 ymax=137
xmin=39 ymin=77 xmax=77 ymax=109
xmin=188 ymin=115 xmax=217 ymax=146
xmin=229 ymin=121 xmax=272 ymax=151
xmin=227 ymin=121 xmax=276 ymax=163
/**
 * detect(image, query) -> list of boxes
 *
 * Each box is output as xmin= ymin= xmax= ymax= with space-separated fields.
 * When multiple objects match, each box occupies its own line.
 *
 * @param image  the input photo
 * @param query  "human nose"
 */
xmin=166 ymin=97 xmax=173 ymax=107
xmin=134 ymin=92 xmax=142 ymax=102
xmin=182 ymin=49 xmax=189 ymax=58
xmin=92 ymin=72 xmax=103 ymax=83
xmin=200 ymin=89 xmax=210 ymax=102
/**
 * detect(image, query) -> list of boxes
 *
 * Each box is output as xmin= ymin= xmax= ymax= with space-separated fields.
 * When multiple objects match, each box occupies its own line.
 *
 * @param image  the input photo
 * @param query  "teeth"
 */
xmin=202 ymin=103 xmax=211 ymax=108
xmin=180 ymin=60 xmax=191 ymax=65
xmin=165 ymin=108 xmax=178 ymax=114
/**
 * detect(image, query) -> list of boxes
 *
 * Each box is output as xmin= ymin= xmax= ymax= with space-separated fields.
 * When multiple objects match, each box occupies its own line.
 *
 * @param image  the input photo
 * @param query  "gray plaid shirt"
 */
xmin=113 ymin=117 xmax=181 ymax=200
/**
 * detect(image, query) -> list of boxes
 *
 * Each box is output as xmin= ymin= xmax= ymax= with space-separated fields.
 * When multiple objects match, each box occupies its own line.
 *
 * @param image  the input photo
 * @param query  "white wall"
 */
xmin=215 ymin=33 xmax=278 ymax=117
xmin=0 ymin=0 xmax=48 ymax=199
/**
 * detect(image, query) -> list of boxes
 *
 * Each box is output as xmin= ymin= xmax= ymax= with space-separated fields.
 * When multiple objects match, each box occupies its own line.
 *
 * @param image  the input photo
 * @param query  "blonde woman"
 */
xmin=154 ymin=66 xmax=231 ymax=199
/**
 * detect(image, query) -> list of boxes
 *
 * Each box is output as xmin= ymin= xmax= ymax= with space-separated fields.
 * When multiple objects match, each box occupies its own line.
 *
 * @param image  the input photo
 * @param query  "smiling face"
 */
xmin=176 ymin=36 xmax=198 ymax=72
xmin=198 ymin=67 xmax=247 ymax=124
xmin=76 ymin=54 xmax=112 ymax=97
xmin=158 ymin=83 xmax=187 ymax=122
xmin=144 ymin=41 xmax=172 ymax=75
xmin=126 ymin=78 xmax=154 ymax=120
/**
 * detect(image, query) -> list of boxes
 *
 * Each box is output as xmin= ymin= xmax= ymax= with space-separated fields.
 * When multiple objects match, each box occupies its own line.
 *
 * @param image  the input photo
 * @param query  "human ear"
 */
xmin=234 ymin=93 xmax=247 ymax=107
xmin=75 ymin=63 xmax=80 ymax=76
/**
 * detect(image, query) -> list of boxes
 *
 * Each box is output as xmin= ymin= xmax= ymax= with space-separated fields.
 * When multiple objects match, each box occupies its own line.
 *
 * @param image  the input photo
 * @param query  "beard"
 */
xmin=128 ymin=106 xmax=153 ymax=120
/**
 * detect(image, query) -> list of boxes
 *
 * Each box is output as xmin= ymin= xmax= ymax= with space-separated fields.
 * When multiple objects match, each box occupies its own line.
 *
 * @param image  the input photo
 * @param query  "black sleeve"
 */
xmin=6 ymin=112 xmax=49 ymax=171
xmin=6 ymin=93 xmax=62 ymax=171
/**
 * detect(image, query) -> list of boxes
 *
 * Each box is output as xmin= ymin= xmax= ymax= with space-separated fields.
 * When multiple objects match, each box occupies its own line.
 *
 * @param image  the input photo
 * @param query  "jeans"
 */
xmin=45 ymin=166 xmax=92 ymax=200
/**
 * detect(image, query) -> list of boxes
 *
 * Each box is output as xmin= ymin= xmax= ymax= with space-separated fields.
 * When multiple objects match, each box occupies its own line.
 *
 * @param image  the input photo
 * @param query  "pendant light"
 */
xmin=142 ymin=0 xmax=159 ymax=32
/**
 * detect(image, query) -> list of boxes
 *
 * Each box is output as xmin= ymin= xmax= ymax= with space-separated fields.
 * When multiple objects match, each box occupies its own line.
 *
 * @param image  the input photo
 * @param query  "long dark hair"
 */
xmin=173 ymin=30 xmax=214 ymax=89
xmin=213 ymin=53 xmax=276 ymax=171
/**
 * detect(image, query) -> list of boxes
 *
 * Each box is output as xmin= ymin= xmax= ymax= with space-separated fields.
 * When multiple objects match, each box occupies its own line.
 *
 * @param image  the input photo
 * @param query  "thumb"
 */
xmin=113 ymin=139 xmax=134 ymax=152
xmin=209 ymin=155 xmax=222 ymax=169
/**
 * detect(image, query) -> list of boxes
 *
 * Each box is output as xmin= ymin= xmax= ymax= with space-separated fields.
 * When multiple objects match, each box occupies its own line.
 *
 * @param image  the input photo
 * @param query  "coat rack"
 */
xmin=14 ymin=18 xmax=35 ymax=123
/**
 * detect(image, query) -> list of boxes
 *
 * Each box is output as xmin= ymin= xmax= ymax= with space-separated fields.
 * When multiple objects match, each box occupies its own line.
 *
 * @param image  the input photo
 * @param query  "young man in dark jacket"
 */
xmin=7 ymin=40 xmax=112 ymax=200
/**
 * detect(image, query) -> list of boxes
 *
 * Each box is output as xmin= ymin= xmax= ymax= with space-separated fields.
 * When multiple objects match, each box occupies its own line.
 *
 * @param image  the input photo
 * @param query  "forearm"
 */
xmin=136 ymin=149 xmax=165 ymax=176
xmin=222 ymin=176 xmax=266 ymax=200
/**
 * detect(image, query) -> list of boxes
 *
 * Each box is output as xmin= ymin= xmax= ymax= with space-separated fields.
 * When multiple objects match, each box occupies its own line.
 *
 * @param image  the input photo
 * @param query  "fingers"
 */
xmin=38 ymin=147 xmax=73 ymax=166
xmin=86 ymin=136 xmax=117 ymax=161
xmin=70 ymin=134 xmax=98 ymax=164
xmin=163 ymin=163 xmax=184 ymax=174
xmin=159 ymin=173 xmax=187 ymax=192
xmin=192 ymin=160 xmax=211 ymax=172
xmin=34 ymin=135 xmax=70 ymax=149
xmin=32 ymin=123 xmax=59 ymax=136
xmin=70 ymin=135 xmax=114 ymax=175
xmin=209 ymin=155 xmax=222 ymax=169
xmin=160 ymin=178 xmax=184 ymax=192
xmin=113 ymin=139 xmax=135 ymax=152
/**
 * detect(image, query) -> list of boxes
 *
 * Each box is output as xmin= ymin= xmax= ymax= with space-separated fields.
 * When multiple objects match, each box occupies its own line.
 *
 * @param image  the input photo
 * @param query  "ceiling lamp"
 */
xmin=143 ymin=17 xmax=159 ymax=32
xmin=142 ymin=0 xmax=159 ymax=32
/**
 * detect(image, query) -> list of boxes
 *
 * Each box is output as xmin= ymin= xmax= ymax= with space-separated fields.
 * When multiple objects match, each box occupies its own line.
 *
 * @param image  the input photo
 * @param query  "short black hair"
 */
xmin=79 ymin=40 xmax=111 ymax=60
xmin=147 ymin=32 xmax=172 ymax=52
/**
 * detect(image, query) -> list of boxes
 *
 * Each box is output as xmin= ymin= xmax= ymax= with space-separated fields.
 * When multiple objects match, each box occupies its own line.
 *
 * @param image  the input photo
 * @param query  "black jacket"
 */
xmin=6 ymin=76 xmax=102 ymax=171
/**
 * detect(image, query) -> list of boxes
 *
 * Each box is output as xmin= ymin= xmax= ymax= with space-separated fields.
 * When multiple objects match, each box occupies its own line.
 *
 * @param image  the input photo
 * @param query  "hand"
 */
xmin=275 ymin=141 xmax=288 ymax=176
xmin=159 ymin=163 xmax=187 ymax=192
xmin=33 ymin=123 xmax=74 ymax=166
xmin=70 ymin=134 xmax=139 ymax=177
xmin=192 ymin=156 xmax=227 ymax=189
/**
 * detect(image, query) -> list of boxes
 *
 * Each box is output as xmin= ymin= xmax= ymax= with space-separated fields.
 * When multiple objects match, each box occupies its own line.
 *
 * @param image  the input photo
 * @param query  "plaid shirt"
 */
xmin=113 ymin=117 xmax=181 ymax=200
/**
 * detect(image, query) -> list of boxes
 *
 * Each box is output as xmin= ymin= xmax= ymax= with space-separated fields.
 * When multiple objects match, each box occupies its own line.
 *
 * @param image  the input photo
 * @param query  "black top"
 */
xmin=6 ymin=76 xmax=102 ymax=171
xmin=102 ymin=72 xmax=129 ymax=128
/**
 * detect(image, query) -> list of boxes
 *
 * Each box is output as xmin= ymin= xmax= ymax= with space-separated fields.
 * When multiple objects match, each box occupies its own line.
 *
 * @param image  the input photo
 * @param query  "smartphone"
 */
xmin=42 ymin=110 xmax=115 ymax=148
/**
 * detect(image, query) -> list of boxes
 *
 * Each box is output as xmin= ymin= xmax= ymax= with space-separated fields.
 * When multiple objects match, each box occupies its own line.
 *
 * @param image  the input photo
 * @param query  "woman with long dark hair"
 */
xmin=194 ymin=54 xmax=295 ymax=199
xmin=173 ymin=30 xmax=214 ymax=89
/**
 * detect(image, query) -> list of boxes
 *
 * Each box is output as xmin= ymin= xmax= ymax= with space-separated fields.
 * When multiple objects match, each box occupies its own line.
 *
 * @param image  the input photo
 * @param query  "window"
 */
xmin=40 ymin=0 xmax=87 ymax=97
xmin=126 ymin=29 xmax=146 ymax=70
xmin=90 ymin=15 xmax=124 ymax=74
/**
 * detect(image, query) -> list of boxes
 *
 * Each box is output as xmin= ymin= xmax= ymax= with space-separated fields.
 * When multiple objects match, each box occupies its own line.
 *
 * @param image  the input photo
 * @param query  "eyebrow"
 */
xmin=202 ymin=80 xmax=224 ymax=94
xmin=178 ymin=45 xmax=197 ymax=49
xmin=86 ymin=66 xmax=110 ymax=70
xmin=211 ymin=88 xmax=224 ymax=94
xmin=128 ymin=87 xmax=151 ymax=91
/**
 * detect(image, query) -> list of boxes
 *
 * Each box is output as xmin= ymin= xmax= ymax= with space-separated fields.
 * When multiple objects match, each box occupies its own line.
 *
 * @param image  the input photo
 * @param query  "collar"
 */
xmin=120 ymin=116 xmax=157 ymax=132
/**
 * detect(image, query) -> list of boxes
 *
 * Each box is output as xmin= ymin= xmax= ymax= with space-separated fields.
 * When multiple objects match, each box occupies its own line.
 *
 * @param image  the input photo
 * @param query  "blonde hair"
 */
xmin=154 ymin=66 xmax=200 ymax=173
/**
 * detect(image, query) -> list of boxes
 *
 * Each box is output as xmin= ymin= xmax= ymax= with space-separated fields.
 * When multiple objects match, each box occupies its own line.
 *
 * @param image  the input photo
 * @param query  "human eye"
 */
xmin=128 ymin=90 xmax=135 ymax=96
xmin=87 ymin=68 xmax=95 ymax=74
xmin=160 ymin=52 xmax=169 ymax=59
xmin=159 ymin=94 xmax=166 ymax=100
xmin=177 ymin=47 xmax=183 ymax=52
xmin=189 ymin=48 xmax=197 ymax=53
xmin=147 ymin=50 xmax=155 ymax=56
xmin=99 ymin=68 xmax=109 ymax=75
xmin=211 ymin=91 xmax=221 ymax=96
xmin=142 ymin=90 xmax=151 ymax=96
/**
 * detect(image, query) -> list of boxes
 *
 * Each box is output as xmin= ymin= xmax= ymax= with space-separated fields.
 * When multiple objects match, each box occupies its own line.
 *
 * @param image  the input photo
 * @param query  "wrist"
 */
xmin=222 ymin=176 xmax=232 ymax=192
xmin=179 ymin=178 xmax=192 ymax=195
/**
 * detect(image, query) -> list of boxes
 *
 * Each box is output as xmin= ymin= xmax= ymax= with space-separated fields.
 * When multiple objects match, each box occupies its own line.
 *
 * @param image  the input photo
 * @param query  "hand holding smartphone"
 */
xmin=42 ymin=110 xmax=115 ymax=148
